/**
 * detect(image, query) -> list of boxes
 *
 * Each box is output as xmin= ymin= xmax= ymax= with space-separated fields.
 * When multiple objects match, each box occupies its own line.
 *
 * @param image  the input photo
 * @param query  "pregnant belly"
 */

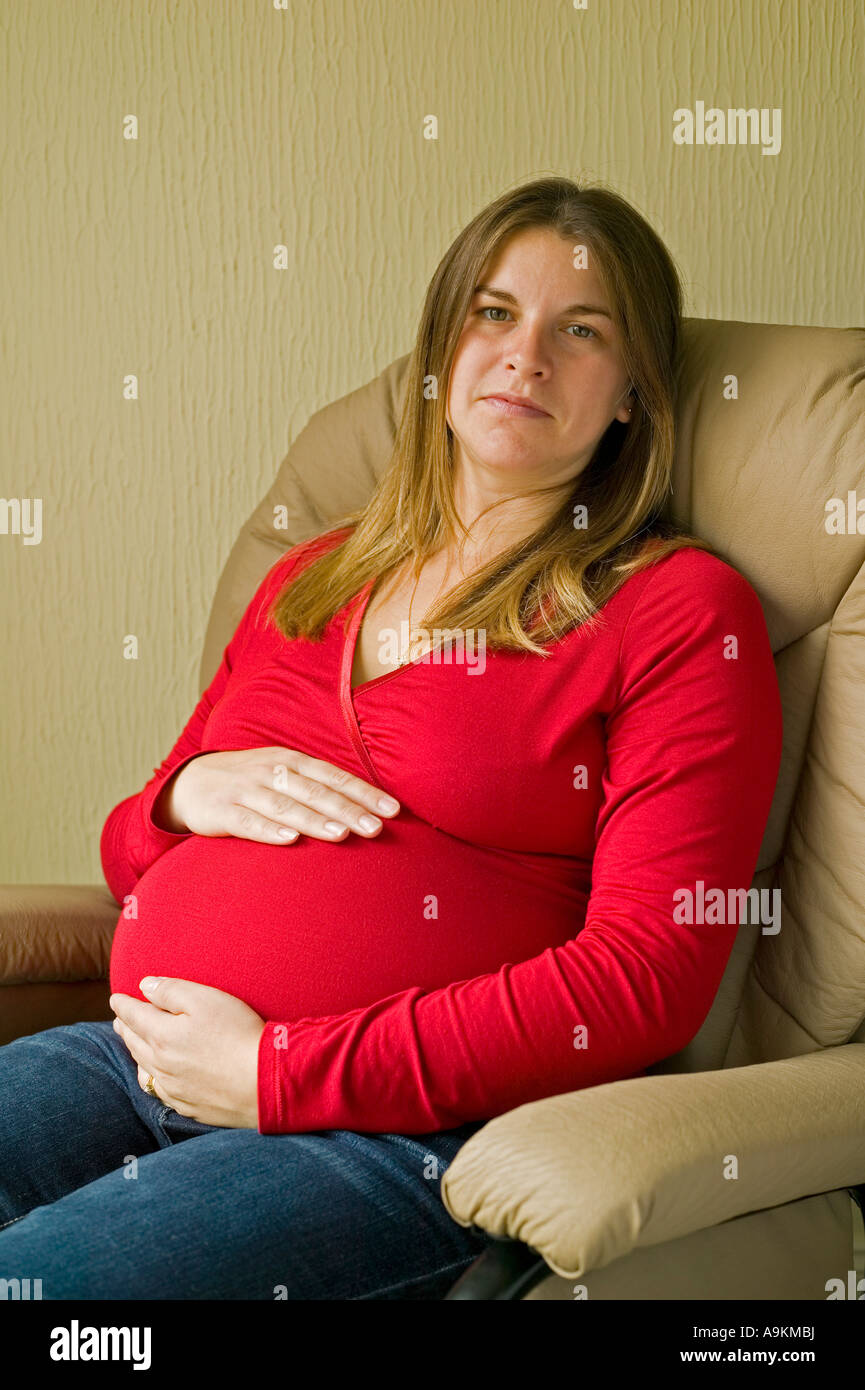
xmin=109 ymin=813 xmax=589 ymax=1021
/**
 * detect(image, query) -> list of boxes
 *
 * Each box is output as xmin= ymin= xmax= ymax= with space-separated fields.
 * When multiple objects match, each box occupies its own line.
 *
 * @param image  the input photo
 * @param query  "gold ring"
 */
xmin=144 ymin=1073 xmax=158 ymax=1098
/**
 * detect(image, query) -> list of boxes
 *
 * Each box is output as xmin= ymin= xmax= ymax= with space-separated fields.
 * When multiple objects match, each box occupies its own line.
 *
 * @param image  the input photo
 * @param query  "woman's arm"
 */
xmin=256 ymin=553 xmax=784 ymax=1134
xmin=99 ymin=541 xmax=315 ymax=904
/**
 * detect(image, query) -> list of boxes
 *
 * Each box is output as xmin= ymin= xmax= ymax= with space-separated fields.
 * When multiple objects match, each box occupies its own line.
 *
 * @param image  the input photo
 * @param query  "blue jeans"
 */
xmin=0 ymin=1020 xmax=497 ymax=1299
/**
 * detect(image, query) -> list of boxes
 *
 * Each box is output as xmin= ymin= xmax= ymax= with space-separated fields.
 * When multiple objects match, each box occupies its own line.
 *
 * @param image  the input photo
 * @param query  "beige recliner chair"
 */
xmin=2 ymin=317 xmax=864 ymax=1300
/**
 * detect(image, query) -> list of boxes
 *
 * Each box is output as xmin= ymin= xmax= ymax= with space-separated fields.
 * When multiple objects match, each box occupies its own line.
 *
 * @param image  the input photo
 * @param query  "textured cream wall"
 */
xmin=2 ymin=0 xmax=862 ymax=884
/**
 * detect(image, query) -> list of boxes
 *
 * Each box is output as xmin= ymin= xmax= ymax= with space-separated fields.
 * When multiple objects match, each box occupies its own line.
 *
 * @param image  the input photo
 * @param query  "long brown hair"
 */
xmin=268 ymin=175 xmax=718 ymax=654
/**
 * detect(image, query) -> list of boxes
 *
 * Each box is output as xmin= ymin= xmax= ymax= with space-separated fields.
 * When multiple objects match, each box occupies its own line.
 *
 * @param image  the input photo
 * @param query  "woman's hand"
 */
xmin=109 ymin=977 xmax=267 ymax=1129
xmin=152 ymin=747 xmax=401 ymax=845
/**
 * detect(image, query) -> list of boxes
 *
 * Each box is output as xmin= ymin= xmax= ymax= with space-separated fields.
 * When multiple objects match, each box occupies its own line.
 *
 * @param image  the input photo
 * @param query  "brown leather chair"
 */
xmin=3 ymin=317 xmax=865 ymax=1299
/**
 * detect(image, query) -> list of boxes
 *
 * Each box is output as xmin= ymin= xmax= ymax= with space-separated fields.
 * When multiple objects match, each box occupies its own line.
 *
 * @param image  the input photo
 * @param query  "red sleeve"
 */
xmin=256 ymin=553 xmax=784 ymax=1134
xmin=99 ymin=533 xmax=344 ymax=905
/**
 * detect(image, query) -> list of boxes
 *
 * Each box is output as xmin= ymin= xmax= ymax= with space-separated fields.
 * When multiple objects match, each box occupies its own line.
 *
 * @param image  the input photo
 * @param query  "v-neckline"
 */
xmin=342 ymin=577 xmax=424 ymax=698
xmin=337 ymin=578 xmax=427 ymax=783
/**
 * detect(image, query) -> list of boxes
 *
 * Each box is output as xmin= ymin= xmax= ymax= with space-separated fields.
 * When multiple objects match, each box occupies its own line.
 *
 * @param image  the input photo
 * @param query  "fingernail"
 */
xmin=359 ymin=815 xmax=381 ymax=832
xmin=377 ymin=796 xmax=400 ymax=814
xmin=140 ymin=977 xmax=160 ymax=992
xmin=324 ymin=822 xmax=347 ymax=836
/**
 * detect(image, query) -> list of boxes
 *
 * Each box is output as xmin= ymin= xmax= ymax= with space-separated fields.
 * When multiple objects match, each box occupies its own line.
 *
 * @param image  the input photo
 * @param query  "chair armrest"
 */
xmin=440 ymin=1044 xmax=865 ymax=1280
xmin=0 ymin=884 xmax=119 ymax=984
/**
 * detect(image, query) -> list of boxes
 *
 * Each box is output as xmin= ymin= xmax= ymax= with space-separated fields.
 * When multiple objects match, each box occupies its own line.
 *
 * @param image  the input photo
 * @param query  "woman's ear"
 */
xmin=614 ymin=386 xmax=635 ymax=424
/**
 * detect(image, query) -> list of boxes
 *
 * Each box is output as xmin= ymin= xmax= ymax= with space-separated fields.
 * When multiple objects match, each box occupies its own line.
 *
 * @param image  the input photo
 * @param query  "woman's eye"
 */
xmin=476 ymin=307 xmax=595 ymax=340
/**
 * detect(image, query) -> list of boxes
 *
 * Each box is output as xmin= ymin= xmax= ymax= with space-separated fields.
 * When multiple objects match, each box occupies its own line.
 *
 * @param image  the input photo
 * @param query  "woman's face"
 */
xmin=446 ymin=226 xmax=634 ymax=494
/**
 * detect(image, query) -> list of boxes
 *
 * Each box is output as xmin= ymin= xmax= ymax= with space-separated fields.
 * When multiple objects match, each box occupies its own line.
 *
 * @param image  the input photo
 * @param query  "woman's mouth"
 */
xmin=483 ymin=396 xmax=551 ymax=419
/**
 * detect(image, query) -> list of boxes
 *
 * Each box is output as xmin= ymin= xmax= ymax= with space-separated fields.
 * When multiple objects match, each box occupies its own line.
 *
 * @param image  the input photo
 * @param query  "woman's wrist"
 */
xmin=151 ymin=767 xmax=190 ymax=834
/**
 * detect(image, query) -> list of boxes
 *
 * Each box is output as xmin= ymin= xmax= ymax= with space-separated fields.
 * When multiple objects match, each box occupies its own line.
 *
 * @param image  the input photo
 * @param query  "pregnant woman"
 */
xmin=0 ymin=176 xmax=782 ymax=1299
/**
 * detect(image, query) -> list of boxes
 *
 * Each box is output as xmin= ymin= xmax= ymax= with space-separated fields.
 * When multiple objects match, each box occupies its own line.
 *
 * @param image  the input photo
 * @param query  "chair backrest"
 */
xmin=201 ymin=319 xmax=865 ymax=1073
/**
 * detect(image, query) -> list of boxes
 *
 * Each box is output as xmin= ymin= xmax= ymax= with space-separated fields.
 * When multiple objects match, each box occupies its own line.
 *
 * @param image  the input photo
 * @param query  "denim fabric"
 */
xmin=0 ymin=1021 xmax=497 ymax=1299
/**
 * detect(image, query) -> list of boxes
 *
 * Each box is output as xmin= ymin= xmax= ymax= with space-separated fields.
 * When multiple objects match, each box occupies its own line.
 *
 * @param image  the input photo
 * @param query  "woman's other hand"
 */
xmin=110 ymin=978 xmax=265 ymax=1128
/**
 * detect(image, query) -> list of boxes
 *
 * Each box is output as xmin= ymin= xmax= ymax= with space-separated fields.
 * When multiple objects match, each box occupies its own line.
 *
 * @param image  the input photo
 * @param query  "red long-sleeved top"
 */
xmin=103 ymin=527 xmax=783 ymax=1134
